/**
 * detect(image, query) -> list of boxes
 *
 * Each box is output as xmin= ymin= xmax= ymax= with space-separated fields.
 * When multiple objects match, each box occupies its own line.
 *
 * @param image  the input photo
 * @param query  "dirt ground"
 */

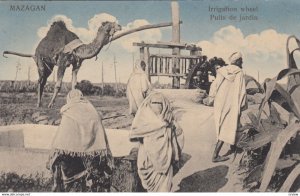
xmin=0 ymin=92 xmax=133 ymax=129
xmin=1 ymin=90 xmax=299 ymax=192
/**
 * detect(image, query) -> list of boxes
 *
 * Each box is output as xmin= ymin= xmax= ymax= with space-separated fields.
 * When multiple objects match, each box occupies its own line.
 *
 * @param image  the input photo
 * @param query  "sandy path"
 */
xmin=158 ymin=89 xmax=241 ymax=192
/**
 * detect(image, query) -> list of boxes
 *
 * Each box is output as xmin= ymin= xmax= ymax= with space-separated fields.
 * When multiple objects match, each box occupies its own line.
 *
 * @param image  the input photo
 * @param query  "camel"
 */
xmin=3 ymin=21 xmax=121 ymax=108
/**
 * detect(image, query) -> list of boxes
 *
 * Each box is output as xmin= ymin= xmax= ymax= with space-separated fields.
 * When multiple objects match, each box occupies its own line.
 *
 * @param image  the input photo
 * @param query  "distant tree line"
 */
xmin=0 ymin=80 xmax=126 ymax=97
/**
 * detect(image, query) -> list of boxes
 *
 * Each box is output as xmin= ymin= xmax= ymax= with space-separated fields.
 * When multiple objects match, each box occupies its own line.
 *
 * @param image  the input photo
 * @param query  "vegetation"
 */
xmin=0 ymin=172 xmax=52 ymax=192
xmin=236 ymin=69 xmax=300 ymax=192
xmin=0 ymin=80 xmax=127 ymax=97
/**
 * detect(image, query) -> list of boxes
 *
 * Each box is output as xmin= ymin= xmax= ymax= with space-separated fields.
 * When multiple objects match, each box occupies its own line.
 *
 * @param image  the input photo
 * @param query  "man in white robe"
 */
xmin=126 ymin=59 xmax=152 ymax=116
xmin=206 ymin=52 xmax=247 ymax=162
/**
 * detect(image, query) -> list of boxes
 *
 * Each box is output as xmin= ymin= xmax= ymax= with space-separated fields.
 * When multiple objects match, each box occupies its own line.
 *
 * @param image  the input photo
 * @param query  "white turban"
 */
xmin=229 ymin=52 xmax=242 ymax=64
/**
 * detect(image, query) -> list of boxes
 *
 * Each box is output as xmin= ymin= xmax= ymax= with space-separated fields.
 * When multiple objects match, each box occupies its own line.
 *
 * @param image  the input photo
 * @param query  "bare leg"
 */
xmin=223 ymin=145 xmax=237 ymax=157
xmin=212 ymin=140 xmax=229 ymax=162
xmin=48 ymin=66 xmax=66 ymax=108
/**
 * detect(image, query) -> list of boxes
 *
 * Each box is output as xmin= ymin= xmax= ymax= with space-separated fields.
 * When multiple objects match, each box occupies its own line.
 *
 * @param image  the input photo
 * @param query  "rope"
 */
xmin=104 ymin=35 xmax=113 ymax=51
xmin=42 ymin=58 xmax=53 ymax=73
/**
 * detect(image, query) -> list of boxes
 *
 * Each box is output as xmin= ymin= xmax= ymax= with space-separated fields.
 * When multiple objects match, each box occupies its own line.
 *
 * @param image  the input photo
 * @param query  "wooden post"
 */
xmin=14 ymin=61 xmax=21 ymax=90
xmin=184 ymin=58 xmax=187 ymax=74
xmin=171 ymin=1 xmax=181 ymax=89
xmin=27 ymin=64 xmax=31 ymax=85
xmin=154 ymin=56 xmax=158 ymax=74
xmin=167 ymin=58 xmax=170 ymax=73
xmin=113 ymin=55 xmax=118 ymax=92
xmin=132 ymin=53 xmax=134 ymax=71
xmin=146 ymin=47 xmax=151 ymax=82
xmin=101 ymin=61 xmax=104 ymax=95
xmin=140 ymin=47 xmax=145 ymax=61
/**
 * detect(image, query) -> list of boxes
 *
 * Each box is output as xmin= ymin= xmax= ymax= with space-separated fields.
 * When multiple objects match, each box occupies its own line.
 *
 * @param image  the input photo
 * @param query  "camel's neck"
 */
xmin=75 ymin=28 xmax=109 ymax=60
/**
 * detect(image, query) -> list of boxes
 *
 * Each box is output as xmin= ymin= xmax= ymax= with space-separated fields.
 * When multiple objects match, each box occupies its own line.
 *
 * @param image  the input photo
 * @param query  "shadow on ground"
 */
xmin=177 ymin=165 xmax=229 ymax=192
xmin=174 ymin=153 xmax=192 ymax=176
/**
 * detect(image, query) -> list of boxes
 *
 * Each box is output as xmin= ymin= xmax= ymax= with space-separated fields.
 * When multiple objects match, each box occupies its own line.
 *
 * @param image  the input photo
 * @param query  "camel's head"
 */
xmin=101 ymin=21 xmax=122 ymax=38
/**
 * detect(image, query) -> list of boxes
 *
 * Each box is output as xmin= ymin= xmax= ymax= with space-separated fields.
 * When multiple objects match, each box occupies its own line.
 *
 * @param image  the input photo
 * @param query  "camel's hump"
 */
xmin=46 ymin=20 xmax=79 ymax=41
xmin=36 ymin=21 xmax=80 ymax=57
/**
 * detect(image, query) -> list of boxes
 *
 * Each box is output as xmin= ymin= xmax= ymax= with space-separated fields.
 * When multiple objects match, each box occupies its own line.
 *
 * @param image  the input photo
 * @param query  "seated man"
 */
xmin=47 ymin=89 xmax=113 ymax=192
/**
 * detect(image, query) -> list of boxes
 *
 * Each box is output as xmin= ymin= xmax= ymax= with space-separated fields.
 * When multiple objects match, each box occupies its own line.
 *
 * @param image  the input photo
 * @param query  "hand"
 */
xmin=203 ymin=97 xmax=210 ymax=105
xmin=175 ymin=126 xmax=183 ymax=135
xmin=203 ymin=97 xmax=214 ymax=106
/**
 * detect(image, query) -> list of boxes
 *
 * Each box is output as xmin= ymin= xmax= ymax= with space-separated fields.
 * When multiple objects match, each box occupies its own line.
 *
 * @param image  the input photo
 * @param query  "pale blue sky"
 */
xmin=1 ymin=0 xmax=300 ymax=83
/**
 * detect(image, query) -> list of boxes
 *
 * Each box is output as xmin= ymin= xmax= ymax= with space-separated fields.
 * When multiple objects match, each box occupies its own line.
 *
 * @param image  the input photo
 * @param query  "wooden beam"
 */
xmin=111 ymin=22 xmax=176 ymax=42
xmin=150 ymin=54 xmax=201 ymax=59
xmin=158 ymin=41 xmax=202 ymax=51
xmin=146 ymin=47 xmax=151 ymax=82
xmin=156 ymin=41 xmax=186 ymax=48
xmin=133 ymin=42 xmax=200 ymax=50
xmin=139 ymin=47 xmax=145 ymax=61
xmin=150 ymin=73 xmax=186 ymax=77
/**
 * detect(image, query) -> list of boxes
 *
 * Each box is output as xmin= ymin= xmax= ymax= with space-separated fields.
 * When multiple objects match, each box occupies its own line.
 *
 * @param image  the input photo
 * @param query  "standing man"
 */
xmin=205 ymin=52 xmax=247 ymax=162
xmin=130 ymin=92 xmax=184 ymax=192
xmin=126 ymin=59 xmax=152 ymax=116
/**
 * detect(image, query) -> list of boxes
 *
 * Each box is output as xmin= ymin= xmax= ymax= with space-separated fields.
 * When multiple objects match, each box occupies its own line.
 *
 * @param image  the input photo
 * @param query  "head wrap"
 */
xmin=61 ymin=89 xmax=88 ymax=113
xmin=48 ymin=89 xmax=113 ymax=171
xmin=133 ymin=59 xmax=146 ymax=73
xmin=149 ymin=92 xmax=173 ymax=123
xmin=229 ymin=52 xmax=242 ymax=64
xmin=130 ymin=92 xmax=173 ymax=138
xmin=66 ymin=89 xmax=84 ymax=104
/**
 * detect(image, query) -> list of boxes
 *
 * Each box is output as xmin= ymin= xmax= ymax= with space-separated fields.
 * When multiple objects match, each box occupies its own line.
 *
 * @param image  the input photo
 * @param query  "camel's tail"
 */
xmin=3 ymin=51 xmax=34 ymax=58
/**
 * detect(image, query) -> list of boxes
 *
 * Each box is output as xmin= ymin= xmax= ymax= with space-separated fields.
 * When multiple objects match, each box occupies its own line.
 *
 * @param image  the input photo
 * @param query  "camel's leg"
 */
xmin=36 ymin=58 xmax=51 ymax=107
xmin=52 ymin=164 xmax=64 ymax=192
xmin=37 ymin=76 xmax=47 ymax=107
xmin=48 ymin=65 xmax=66 ymax=108
xmin=71 ymin=67 xmax=79 ymax=90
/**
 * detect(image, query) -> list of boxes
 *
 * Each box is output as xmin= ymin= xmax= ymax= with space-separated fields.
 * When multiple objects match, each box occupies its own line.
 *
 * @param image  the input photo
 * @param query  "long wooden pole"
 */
xmin=146 ymin=47 xmax=151 ymax=82
xmin=171 ymin=1 xmax=181 ymax=89
xmin=111 ymin=22 xmax=175 ymax=42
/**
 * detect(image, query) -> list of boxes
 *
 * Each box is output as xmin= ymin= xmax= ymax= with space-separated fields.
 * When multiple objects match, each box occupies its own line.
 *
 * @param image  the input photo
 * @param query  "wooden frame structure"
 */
xmin=133 ymin=2 xmax=202 ymax=88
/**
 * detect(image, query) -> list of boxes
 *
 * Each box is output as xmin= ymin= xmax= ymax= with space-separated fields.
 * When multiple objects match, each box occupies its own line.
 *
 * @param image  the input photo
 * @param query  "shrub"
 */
xmin=0 ymin=80 xmax=126 ymax=97
xmin=103 ymin=85 xmax=115 ymax=96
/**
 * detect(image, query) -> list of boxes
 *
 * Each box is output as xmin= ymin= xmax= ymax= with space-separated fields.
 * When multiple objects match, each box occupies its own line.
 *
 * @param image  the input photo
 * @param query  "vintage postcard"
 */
xmin=0 ymin=0 xmax=299 ymax=193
